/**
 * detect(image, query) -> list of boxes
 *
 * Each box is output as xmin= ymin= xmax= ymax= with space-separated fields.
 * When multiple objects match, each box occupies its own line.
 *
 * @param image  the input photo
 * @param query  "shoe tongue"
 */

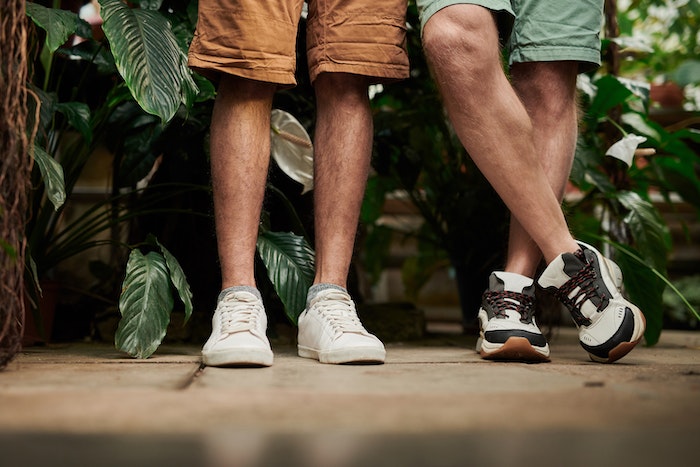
xmin=492 ymin=272 xmax=534 ymax=294
xmin=562 ymin=250 xmax=587 ymax=277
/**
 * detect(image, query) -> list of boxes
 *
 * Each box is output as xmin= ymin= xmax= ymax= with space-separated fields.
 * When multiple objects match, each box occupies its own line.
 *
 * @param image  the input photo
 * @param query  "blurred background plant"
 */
xmin=362 ymin=0 xmax=699 ymax=343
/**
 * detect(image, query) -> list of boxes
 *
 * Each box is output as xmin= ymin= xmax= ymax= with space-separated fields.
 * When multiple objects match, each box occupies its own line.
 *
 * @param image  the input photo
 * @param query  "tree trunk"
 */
xmin=1 ymin=0 xmax=32 ymax=368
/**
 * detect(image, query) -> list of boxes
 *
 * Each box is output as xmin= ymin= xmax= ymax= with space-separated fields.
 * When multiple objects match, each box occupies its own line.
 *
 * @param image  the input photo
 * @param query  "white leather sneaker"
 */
xmin=477 ymin=272 xmax=550 ymax=362
xmin=297 ymin=288 xmax=385 ymax=364
xmin=202 ymin=289 xmax=273 ymax=367
xmin=538 ymin=242 xmax=646 ymax=363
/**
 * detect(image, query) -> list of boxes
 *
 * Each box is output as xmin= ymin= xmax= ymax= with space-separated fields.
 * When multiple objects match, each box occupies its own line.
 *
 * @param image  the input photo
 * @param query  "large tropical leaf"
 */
xmin=615 ymin=191 xmax=671 ymax=273
xmin=256 ymin=231 xmax=315 ymax=324
xmin=615 ymin=249 xmax=665 ymax=346
xmin=98 ymin=0 xmax=198 ymax=122
xmin=26 ymin=2 xmax=91 ymax=53
xmin=608 ymin=192 xmax=672 ymax=346
xmin=56 ymin=102 xmax=92 ymax=144
xmin=116 ymin=250 xmax=174 ymax=358
xmin=154 ymin=237 xmax=193 ymax=323
xmin=587 ymin=75 xmax=633 ymax=123
xmin=31 ymin=144 xmax=66 ymax=211
xmin=27 ymin=85 xmax=58 ymax=145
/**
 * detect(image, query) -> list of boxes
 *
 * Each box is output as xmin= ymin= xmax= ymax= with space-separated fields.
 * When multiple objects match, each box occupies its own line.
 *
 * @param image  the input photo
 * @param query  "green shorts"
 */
xmin=416 ymin=0 xmax=604 ymax=72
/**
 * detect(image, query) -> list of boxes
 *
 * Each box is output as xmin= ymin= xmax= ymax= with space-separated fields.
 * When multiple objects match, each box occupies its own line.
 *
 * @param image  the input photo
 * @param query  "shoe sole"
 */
xmin=298 ymin=345 xmax=385 ymax=364
xmin=202 ymin=348 xmax=273 ymax=367
xmin=588 ymin=338 xmax=641 ymax=364
xmin=586 ymin=310 xmax=646 ymax=364
xmin=480 ymin=337 xmax=551 ymax=363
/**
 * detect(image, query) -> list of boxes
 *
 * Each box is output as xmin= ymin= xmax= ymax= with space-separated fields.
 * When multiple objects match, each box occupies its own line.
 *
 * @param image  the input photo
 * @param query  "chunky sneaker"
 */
xmin=476 ymin=272 xmax=550 ymax=362
xmin=202 ymin=289 xmax=273 ymax=367
xmin=538 ymin=241 xmax=646 ymax=363
xmin=298 ymin=288 xmax=386 ymax=364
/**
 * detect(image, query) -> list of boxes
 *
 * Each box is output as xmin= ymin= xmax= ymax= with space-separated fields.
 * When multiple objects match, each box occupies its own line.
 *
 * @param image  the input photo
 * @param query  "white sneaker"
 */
xmin=297 ymin=288 xmax=385 ymax=364
xmin=476 ymin=272 xmax=550 ymax=362
xmin=538 ymin=241 xmax=646 ymax=363
xmin=202 ymin=289 xmax=273 ymax=367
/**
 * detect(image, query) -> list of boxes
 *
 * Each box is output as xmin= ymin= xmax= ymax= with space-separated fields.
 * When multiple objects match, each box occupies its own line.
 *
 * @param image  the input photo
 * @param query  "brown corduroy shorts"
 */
xmin=188 ymin=0 xmax=410 ymax=87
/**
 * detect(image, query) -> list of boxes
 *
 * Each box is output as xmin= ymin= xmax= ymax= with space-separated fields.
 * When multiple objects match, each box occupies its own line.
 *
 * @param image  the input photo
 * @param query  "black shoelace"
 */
xmin=483 ymin=290 xmax=535 ymax=324
xmin=552 ymin=250 xmax=606 ymax=327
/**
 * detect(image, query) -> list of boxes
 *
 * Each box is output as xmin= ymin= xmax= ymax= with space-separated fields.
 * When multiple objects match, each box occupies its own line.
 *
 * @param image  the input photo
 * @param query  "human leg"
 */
xmin=296 ymin=0 xmax=409 ymax=364
xmin=296 ymin=73 xmax=386 ymax=364
xmin=210 ymin=77 xmax=276 ymax=289
xmin=201 ymin=76 xmax=276 ymax=367
xmin=504 ymin=61 xmax=579 ymax=278
xmin=504 ymin=0 xmax=643 ymax=364
xmin=421 ymin=5 xmax=579 ymax=265
xmin=477 ymin=62 xmax=577 ymax=362
xmin=420 ymin=2 xmax=644 ymax=362
xmin=188 ymin=0 xmax=305 ymax=367
xmin=503 ymin=0 xmax=605 ymax=277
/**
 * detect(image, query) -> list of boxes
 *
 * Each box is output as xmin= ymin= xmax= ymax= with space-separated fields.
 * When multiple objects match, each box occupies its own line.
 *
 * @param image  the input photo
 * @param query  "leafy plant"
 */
xmin=25 ymin=0 xmax=316 ymax=357
xmin=564 ymin=1 xmax=700 ymax=344
xmin=24 ymin=0 xmax=200 ymax=336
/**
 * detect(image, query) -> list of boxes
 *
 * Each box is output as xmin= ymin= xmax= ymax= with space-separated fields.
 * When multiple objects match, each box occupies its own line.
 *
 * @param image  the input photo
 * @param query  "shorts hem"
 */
xmin=309 ymin=62 xmax=409 ymax=84
xmin=188 ymin=54 xmax=297 ymax=87
xmin=509 ymin=46 xmax=601 ymax=72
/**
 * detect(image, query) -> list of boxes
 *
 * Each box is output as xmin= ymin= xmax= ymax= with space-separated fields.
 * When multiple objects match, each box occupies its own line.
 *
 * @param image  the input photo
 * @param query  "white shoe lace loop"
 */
xmin=218 ymin=293 xmax=263 ymax=335
xmin=312 ymin=291 xmax=366 ymax=338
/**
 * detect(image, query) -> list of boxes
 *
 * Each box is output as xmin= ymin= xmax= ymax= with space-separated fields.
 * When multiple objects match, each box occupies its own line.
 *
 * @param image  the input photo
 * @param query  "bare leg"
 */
xmin=209 ymin=76 xmax=276 ymax=289
xmin=296 ymin=72 xmax=386 ymax=364
xmin=311 ymin=72 xmax=373 ymax=288
xmin=422 ymin=6 xmax=579 ymax=263
xmin=505 ymin=61 xmax=579 ymax=277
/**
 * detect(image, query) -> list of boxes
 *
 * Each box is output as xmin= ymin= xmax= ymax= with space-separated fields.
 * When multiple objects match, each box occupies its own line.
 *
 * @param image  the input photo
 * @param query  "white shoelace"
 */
xmin=218 ymin=293 xmax=263 ymax=335
xmin=311 ymin=291 xmax=366 ymax=337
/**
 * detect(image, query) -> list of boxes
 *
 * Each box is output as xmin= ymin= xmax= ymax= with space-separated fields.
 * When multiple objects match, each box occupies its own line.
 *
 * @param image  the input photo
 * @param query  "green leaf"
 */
xmin=615 ymin=191 xmax=671 ymax=273
xmin=654 ymin=159 xmax=700 ymax=209
xmin=588 ymin=75 xmax=633 ymax=121
xmin=116 ymin=250 xmax=174 ymax=358
xmin=620 ymin=112 xmax=661 ymax=142
xmin=57 ymin=102 xmax=92 ymax=144
xmin=154 ymin=237 xmax=193 ymax=323
xmin=256 ymin=231 xmax=315 ymax=324
xmin=26 ymin=3 xmax=90 ymax=53
xmin=98 ymin=0 xmax=198 ymax=122
xmin=32 ymin=144 xmax=66 ymax=211
xmin=57 ymin=43 xmax=117 ymax=75
xmin=615 ymin=249 xmax=665 ymax=346
xmin=27 ymin=85 xmax=58 ymax=142
xmin=193 ymin=73 xmax=216 ymax=102
xmin=668 ymin=59 xmax=700 ymax=86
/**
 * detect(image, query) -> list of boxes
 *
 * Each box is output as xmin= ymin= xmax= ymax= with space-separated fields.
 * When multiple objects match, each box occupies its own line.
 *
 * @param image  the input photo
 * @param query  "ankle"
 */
xmin=307 ymin=283 xmax=347 ymax=307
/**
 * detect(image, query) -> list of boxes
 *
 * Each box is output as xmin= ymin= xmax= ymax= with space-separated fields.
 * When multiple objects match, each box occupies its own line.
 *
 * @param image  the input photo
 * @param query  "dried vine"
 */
xmin=1 ymin=0 xmax=32 ymax=368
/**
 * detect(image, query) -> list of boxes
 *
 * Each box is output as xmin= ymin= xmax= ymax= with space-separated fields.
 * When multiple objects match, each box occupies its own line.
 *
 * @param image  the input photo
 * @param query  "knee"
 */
xmin=422 ymin=7 xmax=497 ymax=70
xmin=512 ymin=62 xmax=578 ymax=118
